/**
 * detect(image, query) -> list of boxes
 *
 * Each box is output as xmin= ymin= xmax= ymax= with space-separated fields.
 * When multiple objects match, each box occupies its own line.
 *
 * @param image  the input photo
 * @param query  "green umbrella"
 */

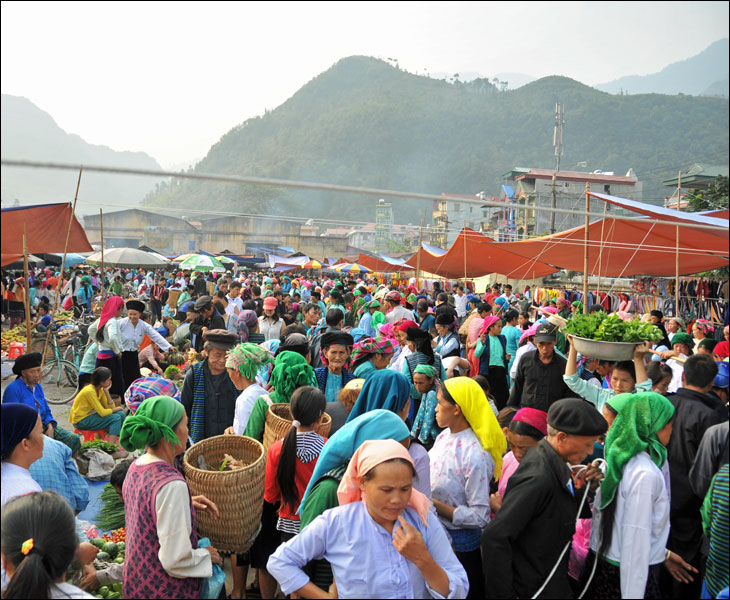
xmin=178 ymin=254 xmax=226 ymax=273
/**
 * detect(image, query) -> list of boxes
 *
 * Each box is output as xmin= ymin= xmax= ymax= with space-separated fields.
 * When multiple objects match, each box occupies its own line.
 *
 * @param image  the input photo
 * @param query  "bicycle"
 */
xmin=30 ymin=330 xmax=80 ymax=405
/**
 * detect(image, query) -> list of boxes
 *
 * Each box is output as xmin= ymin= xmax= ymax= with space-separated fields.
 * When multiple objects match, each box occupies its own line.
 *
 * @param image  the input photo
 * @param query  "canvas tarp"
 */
xmin=357 ymin=253 xmax=415 ymax=273
xmin=497 ymin=217 xmax=728 ymax=277
xmin=1 ymin=203 xmax=93 ymax=267
xmin=410 ymin=228 xmax=559 ymax=280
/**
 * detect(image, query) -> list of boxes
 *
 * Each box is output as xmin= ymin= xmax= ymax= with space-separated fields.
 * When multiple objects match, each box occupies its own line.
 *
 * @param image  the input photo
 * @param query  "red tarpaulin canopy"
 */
xmin=411 ymin=228 xmax=559 ymax=280
xmin=1 ymin=203 xmax=93 ymax=267
xmin=497 ymin=217 xmax=728 ymax=277
xmin=357 ymin=253 xmax=415 ymax=273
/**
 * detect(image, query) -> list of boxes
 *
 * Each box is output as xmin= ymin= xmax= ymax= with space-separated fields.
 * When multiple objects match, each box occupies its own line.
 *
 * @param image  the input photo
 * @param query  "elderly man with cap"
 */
xmin=189 ymin=295 xmax=226 ymax=353
xmin=181 ymin=329 xmax=239 ymax=444
xmin=507 ymin=323 xmax=572 ymax=412
xmin=481 ymin=398 xmax=607 ymax=599
xmin=384 ymin=290 xmax=415 ymax=324
xmin=118 ymin=299 xmax=171 ymax=392
xmin=2 ymin=353 xmax=81 ymax=455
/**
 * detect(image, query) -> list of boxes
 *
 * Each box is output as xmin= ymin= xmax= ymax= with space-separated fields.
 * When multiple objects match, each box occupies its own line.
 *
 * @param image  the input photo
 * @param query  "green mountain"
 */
xmin=596 ymin=38 xmax=729 ymax=96
xmin=143 ymin=56 xmax=729 ymax=223
xmin=1 ymin=94 xmax=163 ymax=215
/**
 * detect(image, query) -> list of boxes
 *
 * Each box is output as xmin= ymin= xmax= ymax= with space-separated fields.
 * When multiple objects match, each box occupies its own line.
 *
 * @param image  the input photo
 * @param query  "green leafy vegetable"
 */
xmin=80 ymin=440 xmax=119 ymax=454
xmin=96 ymin=484 xmax=125 ymax=530
xmin=564 ymin=313 xmax=663 ymax=343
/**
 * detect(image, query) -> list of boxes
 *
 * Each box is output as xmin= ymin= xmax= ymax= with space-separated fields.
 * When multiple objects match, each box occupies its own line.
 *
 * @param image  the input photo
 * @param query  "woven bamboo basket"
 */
xmin=183 ymin=435 xmax=265 ymax=553
xmin=167 ymin=289 xmax=181 ymax=309
xmin=262 ymin=403 xmax=332 ymax=453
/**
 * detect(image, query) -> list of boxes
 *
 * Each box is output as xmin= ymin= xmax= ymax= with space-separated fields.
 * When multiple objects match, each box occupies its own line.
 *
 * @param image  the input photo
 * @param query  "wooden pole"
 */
xmin=596 ymin=202 xmax=608 ymax=297
xmin=100 ymin=208 xmax=105 ymax=299
xmin=23 ymin=229 xmax=32 ymax=350
xmin=582 ymin=182 xmax=590 ymax=309
xmin=40 ymin=169 xmax=82 ymax=370
xmin=675 ymin=171 xmax=681 ymax=314
xmin=463 ymin=228 xmax=467 ymax=281
xmin=416 ymin=218 xmax=423 ymax=284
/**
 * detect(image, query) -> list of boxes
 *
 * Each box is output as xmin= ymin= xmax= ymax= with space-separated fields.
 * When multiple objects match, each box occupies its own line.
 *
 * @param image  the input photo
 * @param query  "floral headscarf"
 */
xmin=226 ymin=343 xmax=273 ymax=381
xmin=350 ymin=337 xmax=398 ymax=366
xmin=234 ymin=309 xmax=259 ymax=342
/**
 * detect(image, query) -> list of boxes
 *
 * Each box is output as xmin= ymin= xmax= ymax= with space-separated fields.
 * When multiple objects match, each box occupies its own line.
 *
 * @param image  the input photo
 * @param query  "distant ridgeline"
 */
xmin=142 ymin=56 xmax=729 ymax=224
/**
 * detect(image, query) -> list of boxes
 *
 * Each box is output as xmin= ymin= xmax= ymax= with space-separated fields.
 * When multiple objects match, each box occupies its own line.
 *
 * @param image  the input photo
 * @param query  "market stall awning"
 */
xmin=1 ymin=203 xmax=93 ymax=266
xmin=409 ymin=228 xmax=559 ymax=280
xmin=497 ymin=217 xmax=728 ymax=277
xmin=356 ymin=253 xmax=415 ymax=273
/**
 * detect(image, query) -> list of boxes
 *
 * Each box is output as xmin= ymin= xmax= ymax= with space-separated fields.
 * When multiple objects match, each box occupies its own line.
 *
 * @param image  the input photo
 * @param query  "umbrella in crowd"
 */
xmin=172 ymin=253 xmax=200 ymax=263
xmin=86 ymin=248 xmax=169 ymax=269
xmin=178 ymin=254 xmax=226 ymax=272
xmin=334 ymin=262 xmax=370 ymax=274
xmin=302 ymin=260 xmax=323 ymax=269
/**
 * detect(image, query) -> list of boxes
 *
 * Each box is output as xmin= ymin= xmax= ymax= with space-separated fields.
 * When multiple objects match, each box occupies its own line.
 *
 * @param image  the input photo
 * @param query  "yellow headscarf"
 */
xmin=444 ymin=377 xmax=507 ymax=479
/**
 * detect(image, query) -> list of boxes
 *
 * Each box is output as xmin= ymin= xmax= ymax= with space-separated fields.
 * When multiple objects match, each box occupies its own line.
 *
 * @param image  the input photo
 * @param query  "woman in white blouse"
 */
xmin=583 ymin=392 xmax=696 ymax=599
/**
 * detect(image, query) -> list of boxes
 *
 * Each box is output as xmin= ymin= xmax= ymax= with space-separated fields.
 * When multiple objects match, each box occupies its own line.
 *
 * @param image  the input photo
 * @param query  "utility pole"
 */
xmin=550 ymin=102 xmax=564 ymax=234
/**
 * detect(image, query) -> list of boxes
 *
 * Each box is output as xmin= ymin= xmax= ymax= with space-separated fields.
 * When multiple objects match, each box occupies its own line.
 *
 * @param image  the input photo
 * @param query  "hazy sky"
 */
xmin=2 ymin=1 xmax=728 ymax=167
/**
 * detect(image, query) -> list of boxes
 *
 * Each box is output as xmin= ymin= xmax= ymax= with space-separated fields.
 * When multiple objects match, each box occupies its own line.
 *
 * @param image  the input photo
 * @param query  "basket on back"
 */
xmin=262 ymin=403 xmax=332 ymax=453
xmin=183 ymin=435 xmax=265 ymax=553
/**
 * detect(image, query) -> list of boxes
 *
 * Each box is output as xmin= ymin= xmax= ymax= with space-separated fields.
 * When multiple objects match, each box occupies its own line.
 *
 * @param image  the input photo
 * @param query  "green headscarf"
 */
xmin=226 ymin=343 xmax=273 ymax=381
xmin=269 ymin=350 xmax=314 ymax=403
xmin=600 ymin=392 xmax=675 ymax=509
xmin=571 ymin=300 xmax=583 ymax=314
xmin=81 ymin=275 xmax=92 ymax=287
xmin=414 ymin=364 xmax=438 ymax=379
xmin=120 ymin=395 xmax=184 ymax=451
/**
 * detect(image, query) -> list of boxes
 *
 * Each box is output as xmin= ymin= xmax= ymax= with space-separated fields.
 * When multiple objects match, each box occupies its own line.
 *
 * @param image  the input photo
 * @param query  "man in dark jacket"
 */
xmin=508 ymin=324 xmax=573 ymax=412
xmin=309 ymin=309 xmax=345 ymax=369
xmin=180 ymin=329 xmax=239 ymax=443
xmin=482 ymin=398 xmax=607 ymax=599
xmin=662 ymin=354 xmax=726 ymax=599
xmin=189 ymin=295 xmax=226 ymax=352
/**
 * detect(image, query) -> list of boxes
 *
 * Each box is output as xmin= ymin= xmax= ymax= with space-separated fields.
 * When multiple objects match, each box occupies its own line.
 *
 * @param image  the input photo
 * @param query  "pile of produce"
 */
xmin=196 ymin=452 xmax=247 ymax=471
xmin=96 ymin=483 xmax=125 ymax=530
xmin=89 ymin=536 xmax=125 ymax=598
xmin=80 ymin=440 xmax=119 ymax=455
xmin=564 ymin=312 xmax=663 ymax=343
xmin=166 ymin=350 xmax=186 ymax=367
xmin=1 ymin=325 xmax=27 ymax=352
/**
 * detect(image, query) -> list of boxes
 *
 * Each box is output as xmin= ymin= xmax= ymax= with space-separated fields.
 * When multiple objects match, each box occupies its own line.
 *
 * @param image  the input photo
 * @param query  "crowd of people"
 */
xmin=1 ymin=263 xmax=728 ymax=599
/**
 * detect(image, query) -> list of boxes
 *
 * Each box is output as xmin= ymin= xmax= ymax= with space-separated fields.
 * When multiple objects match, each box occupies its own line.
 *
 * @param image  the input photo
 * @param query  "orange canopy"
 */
xmin=411 ymin=228 xmax=559 ymax=280
xmin=1 ymin=203 xmax=93 ymax=267
xmin=497 ymin=217 xmax=728 ymax=277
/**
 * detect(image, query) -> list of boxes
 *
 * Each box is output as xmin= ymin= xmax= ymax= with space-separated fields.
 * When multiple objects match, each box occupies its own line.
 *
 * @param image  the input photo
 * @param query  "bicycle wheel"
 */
xmin=30 ymin=337 xmax=56 ymax=360
xmin=42 ymin=359 xmax=79 ymax=405
xmin=63 ymin=343 xmax=81 ymax=368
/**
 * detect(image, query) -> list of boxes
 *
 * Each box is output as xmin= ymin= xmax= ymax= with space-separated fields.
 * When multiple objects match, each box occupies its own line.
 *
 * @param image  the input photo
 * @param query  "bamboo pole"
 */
xmin=416 ymin=218 xmax=423 ymax=284
xmin=100 ymin=208 xmax=105 ymax=299
xmin=40 ymin=169 xmax=82 ymax=370
xmin=596 ymin=203 xmax=608 ymax=297
xmin=463 ymin=228 xmax=467 ymax=281
xmin=675 ymin=171 xmax=681 ymax=314
xmin=582 ymin=182 xmax=590 ymax=309
xmin=23 ymin=229 xmax=32 ymax=350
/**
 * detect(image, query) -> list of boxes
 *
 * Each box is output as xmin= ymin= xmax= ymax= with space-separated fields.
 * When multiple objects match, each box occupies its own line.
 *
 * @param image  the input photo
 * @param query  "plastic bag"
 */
xmin=197 ymin=537 xmax=225 ymax=599
xmin=84 ymin=448 xmax=115 ymax=481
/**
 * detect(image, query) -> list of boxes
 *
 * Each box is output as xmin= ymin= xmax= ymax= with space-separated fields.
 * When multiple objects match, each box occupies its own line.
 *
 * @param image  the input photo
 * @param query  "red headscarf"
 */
xmin=513 ymin=408 xmax=548 ymax=436
xmin=98 ymin=296 xmax=124 ymax=331
xmin=396 ymin=319 xmax=419 ymax=332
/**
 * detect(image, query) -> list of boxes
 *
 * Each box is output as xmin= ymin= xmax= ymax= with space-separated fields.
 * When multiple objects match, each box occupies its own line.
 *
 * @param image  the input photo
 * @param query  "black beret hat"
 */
xmin=126 ymin=300 xmax=146 ymax=313
xmin=547 ymin=398 xmax=608 ymax=436
xmin=12 ymin=352 xmax=42 ymax=376
xmin=320 ymin=331 xmax=354 ymax=349
xmin=202 ymin=329 xmax=237 ymax=350
xmin=435 ymin=313 xmax=454 ymax=326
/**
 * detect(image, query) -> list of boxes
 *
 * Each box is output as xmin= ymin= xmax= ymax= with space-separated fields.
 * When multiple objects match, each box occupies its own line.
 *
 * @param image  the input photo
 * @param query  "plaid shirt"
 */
xmin=28 ymin=436 xmax=89 ymax=512
xmin=124 ymin=376 xmax=181 ymax=414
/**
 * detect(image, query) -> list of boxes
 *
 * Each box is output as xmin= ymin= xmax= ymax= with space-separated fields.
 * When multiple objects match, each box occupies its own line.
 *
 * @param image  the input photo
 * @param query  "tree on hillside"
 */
xmin=687 ymin=175 xmax=729 ymax=211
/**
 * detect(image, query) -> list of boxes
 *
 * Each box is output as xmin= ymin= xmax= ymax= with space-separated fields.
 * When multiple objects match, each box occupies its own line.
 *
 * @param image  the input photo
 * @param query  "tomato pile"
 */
xmin=102 ymin=527 xmax=126 ymax=544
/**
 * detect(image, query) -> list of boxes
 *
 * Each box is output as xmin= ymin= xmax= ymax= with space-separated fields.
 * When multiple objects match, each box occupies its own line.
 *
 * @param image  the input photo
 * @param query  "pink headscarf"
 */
xmin=337 ymin=439 xmax=431 ymax=525
xmin=513 ymin=408 xmax=548 ymax=436
xmin=479 ymin=315 xmax=502 ymax=335
xmin=519 ymin=322 xmax=540 ymax=344
xmin=538 ymin=306 xmax=558 ymax=316
xmin=98 ymin=296 xmax=124 ymax=331
xmin=378 ymin=323 xmax=397 ymax=340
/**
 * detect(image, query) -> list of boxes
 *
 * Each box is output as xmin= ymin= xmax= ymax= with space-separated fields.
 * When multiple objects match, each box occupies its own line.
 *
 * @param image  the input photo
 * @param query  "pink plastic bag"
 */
xmin=569 ymin=518 xmax=592 ymax=580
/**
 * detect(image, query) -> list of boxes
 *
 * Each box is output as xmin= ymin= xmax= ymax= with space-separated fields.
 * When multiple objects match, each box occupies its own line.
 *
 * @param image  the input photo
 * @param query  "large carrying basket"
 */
xmin=262 ymin=403 xmax=332 ymax=453
xmin=183 ymin=435 xmax=265 ymax=553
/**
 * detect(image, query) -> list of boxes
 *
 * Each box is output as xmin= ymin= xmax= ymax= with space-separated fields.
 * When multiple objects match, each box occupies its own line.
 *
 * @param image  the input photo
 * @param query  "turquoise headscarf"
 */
xmin=600 ymin=392 xmax=675 ymax=509
xmin=298 ymin=409 xmax=410 ymax=512
xmin=345 ymin=369 xmax=411 ymax=423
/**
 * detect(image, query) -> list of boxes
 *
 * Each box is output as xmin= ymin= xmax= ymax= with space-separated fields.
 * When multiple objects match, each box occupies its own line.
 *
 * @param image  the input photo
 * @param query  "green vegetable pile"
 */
xmin=564 ymin=312 xmax=664 ymax=343
xmin=96 ymin=483 xmax=125 ymax=530
xmin=80 ymin=440 xmax=119 ymax=454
